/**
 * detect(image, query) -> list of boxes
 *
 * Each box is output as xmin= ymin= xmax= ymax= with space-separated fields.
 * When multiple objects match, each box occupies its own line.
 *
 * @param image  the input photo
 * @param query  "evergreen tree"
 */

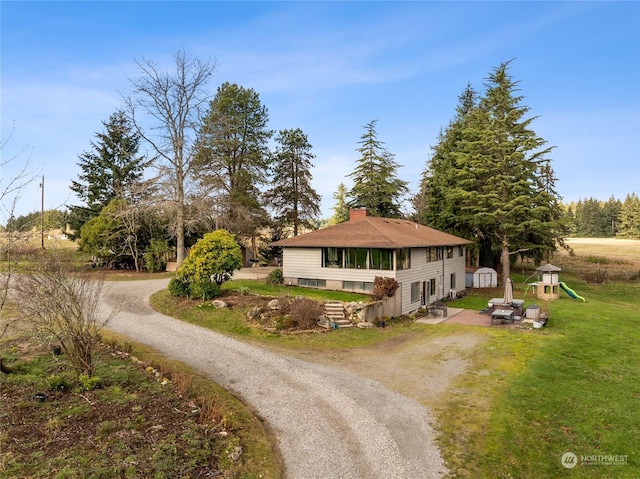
xmin=601 ymin=195 xmax=622 ymax=237
xmin=422 ymin=61 xmax=563 ymax=281
xmin=330 ymin=182 xmax=351 ymax=224
xmin=265 ymin=128 xmax=320 ymax=236
xmin=68 ymin=110 xmax=149 ymax=238
xmin=195 ymin=83 xmax=273 ymax=241
xmin=574 ymin=198 xmax=604 ymax=237
xmin=347 ymin=120 xmax=408 ymax=218
xmin=617 ymin=193 xmax=640 ymax=239
xmin=416 ymin=83 xmax=479 ymax=259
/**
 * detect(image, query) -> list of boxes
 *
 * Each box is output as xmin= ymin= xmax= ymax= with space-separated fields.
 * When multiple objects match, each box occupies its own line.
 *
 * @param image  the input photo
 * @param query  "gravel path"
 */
xmin=100 ymin=279 xmax=448 ymax=479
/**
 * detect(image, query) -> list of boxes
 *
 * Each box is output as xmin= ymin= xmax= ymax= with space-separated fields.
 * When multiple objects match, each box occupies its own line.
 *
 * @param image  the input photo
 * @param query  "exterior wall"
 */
xmin=282 ymin=246 xmax=467 ymax=316
xmin=281 ymin=247 xmax=398 ymax=290
xmin=395 ymin=248 xmax=467 ymax=315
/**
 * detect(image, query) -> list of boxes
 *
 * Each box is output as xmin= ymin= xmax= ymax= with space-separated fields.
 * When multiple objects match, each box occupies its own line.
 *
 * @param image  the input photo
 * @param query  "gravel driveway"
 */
xmin=100 ymin=279 xmax=448 ymax=479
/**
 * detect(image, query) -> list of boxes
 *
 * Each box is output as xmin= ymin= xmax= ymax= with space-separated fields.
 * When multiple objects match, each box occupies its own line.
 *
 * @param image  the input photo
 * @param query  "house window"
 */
xmin=426 ymin=247 xmax=437 ymax=262
xmin=436 ymin=248 xmax=444 ymax=260
xmin=345 ymin=248 xmax=367 ymax=269
xmin=299 ymin=278 xmax=327 ymax=288
xmin=410 ymin=282 xmax=420 ymax=303
xmin=369 ymin=248 xmax=394 ymax=270
xmin=446 ymin=247 xmax=454 ymax=259
xmin=397 ymin=248 xmax=411 ymax=270
xmin=343 ymin=281 xmax=373 ymax=292
xmin=450 ymin=273 xmax=456 ymax=289
xmin=322 ymin=247 xmax=343 ymax=268
xmin=429 ymin=278 xmax=437 ymax=297
xmin=458 ymin=246 xmax=464 ymax=257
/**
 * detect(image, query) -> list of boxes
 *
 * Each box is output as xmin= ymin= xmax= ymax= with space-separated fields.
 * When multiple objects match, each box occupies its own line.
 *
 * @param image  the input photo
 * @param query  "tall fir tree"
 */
xmin=617 ymin=193 xmax=640 ymax=239
xmin=265 ymin=128 xmax=320 ymax=236
xmin=195 ymin=82 xmax=273 ymax=241
xmin=416 ymin=83 xmax=479 ymax=256
xmin=330 ymin=182 xmax=350 ymax=224
xmin=420 ymin=61 xmax=563 ymax=280
xmin=68 ymin=110 xmax=149 ymax=239
xmin=347 ymin=120 xmax=408 ymax=218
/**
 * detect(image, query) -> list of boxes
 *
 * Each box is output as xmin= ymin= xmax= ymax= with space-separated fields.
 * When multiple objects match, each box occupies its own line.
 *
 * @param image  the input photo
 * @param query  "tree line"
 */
xmin=7 ymin=52 xmax=637 ymax=279
xmin=562 ymin=195 xmax=640 ymax=238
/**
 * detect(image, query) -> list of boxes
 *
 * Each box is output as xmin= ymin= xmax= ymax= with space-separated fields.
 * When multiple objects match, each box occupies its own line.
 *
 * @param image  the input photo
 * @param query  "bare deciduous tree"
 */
xmin=123 ymin=50 xmax=217 ymax=266
xmin=1 ymin=126 xmax=39 ymax=373
xmin=10 ymin=250 xmax=117 ymax=377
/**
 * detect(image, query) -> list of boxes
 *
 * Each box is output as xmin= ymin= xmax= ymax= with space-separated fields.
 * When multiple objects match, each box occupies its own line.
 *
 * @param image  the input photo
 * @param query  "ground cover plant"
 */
xmin=0 ymin=336 xmax=279 ymax=479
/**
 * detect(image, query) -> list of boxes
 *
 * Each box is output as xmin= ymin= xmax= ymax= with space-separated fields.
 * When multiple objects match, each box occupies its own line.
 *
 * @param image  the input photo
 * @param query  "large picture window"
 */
xmin=323 ymin=247 xmax=343 ymax=268
xmin=345 ymin=248 xmax=367 ymax=269
xmin=369 ymin=248 xmax=394 ymax=270
xmin=321 ymin=247 xmax=408 ymax=270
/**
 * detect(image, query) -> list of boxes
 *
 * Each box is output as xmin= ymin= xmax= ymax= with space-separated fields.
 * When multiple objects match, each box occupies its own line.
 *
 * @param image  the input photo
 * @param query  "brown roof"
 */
xmin=273 ymin=216 xmax=472 ymax=248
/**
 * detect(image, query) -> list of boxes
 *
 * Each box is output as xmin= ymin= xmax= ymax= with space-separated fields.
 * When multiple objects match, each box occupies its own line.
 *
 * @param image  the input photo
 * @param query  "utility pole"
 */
xmin=40 ymin=176 xmax=44 ymax=250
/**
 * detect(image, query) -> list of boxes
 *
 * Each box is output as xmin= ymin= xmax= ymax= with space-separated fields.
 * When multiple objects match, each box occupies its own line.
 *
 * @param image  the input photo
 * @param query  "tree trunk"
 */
xmin=501 ymin=240 xmax=511 ymax=285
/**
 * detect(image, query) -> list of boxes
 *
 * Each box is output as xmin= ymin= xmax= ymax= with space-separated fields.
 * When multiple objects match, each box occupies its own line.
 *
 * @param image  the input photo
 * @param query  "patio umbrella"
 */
xmin=504 ymin=278 xmax=514 ymax=304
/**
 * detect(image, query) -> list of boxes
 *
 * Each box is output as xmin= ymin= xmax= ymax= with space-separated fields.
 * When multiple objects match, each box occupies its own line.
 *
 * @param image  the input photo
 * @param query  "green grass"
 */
xmin=221 ymin=279 xmax=370 ymax=302
xmin=439 ymin=276 xmax=640 ymax=478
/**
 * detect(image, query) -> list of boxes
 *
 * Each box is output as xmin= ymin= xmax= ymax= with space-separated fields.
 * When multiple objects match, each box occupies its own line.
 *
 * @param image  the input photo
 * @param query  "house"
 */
xmin=273 ymin=209 xmax=472 ymax=316
xmin=465 ymin=267 xmax=498 ymax=288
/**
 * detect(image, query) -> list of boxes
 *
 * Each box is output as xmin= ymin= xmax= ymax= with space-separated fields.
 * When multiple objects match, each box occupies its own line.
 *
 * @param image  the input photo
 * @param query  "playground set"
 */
xmin=486 ymin=263 xmax=585 ymax=328
xmin=524 ymin=263 xmax=586 ymax=303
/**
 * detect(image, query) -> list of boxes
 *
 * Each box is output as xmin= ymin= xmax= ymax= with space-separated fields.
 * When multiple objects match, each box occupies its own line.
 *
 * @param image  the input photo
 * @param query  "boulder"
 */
xmin=211 ymin=299 xmax=227 ymax=309
xmin=267 ymin=299 xmax=281 ymax=310
xmin=345 ymin=301 xmax=364 ymax=314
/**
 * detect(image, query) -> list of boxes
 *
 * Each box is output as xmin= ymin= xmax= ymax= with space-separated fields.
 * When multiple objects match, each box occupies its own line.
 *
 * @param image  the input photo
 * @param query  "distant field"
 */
xmin=563 ymin=237 xmax=640 ymax=261
xmin=552 ymin=237 xmax=640 ymax=282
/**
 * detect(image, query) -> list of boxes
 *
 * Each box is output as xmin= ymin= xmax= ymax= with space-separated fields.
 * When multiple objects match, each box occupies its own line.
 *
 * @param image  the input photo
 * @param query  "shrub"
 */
xmin=144 ymin=238 xmax=170 ymax=273
xmin=289 ymin=298 xmax=324 ymax=329
xmin=189 ymin=280 xmax=221 ymax=300
xmin=177 ymin=230 xmax=242 ymax=286
xmin=168 ymin=277 xmax=190 ymax=297
xmin=267 ymin=268 xmax=284 ymax=285
xmin=47 ymin=374 xmax=72 ymax=391
xmin=372 ymin=276 xmax=400 ymax=300
xmin=79 ymin=374 xmax=101 ymax=391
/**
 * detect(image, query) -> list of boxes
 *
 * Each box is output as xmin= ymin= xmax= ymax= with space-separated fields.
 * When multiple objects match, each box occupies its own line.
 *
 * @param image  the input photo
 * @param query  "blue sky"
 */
xmin=1 ymin=1 xmax=639 ymax=221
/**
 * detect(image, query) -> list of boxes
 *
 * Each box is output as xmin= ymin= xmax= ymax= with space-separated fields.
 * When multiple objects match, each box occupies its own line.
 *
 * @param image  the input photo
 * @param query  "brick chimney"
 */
xmin=349 ymin=208 xmax=369 ymax=221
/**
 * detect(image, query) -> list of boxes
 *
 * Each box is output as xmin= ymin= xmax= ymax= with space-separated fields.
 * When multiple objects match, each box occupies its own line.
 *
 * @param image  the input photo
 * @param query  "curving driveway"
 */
xmin=100 ymin=279 xmax=448 ymax=479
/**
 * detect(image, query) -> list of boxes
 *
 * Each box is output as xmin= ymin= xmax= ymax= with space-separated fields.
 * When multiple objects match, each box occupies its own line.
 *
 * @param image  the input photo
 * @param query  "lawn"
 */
xmin=439 ymin=277 xmax=639 ymax=478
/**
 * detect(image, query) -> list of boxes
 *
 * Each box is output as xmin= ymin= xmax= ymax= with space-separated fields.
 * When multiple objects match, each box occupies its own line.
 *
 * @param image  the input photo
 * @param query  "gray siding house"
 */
xmin=273 ymin=209 xmax=471 ymax=316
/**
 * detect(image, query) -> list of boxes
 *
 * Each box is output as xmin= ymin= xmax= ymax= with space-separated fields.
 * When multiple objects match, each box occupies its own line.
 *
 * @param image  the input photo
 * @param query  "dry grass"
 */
xmin=550 ymin=238 xmax=640 ymax=283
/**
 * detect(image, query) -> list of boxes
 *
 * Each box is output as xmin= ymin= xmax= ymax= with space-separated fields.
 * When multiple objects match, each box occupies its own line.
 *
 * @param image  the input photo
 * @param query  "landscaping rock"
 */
xmin=345 ymin=302 xmax=363 ymax=313
xmin=247 ymin=307 xmax=262 ymax=320
xmin=211 ymin=299 xmax=227 ymax=309
xmin=267 ymin=299 xmax=281 ymax=310
xmin=357 ymin=321 xmax=374 ymax=328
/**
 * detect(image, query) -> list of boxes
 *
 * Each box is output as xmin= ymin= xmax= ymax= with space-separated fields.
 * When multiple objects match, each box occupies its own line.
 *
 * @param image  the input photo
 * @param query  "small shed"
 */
xmin=465 ymin=267 xmax=498 ymax=288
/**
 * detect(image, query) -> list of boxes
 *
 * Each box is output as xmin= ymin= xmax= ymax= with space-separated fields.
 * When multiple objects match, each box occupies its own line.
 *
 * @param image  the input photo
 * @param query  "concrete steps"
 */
xmin=324 ymin=301 xmax=352 ymax=328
